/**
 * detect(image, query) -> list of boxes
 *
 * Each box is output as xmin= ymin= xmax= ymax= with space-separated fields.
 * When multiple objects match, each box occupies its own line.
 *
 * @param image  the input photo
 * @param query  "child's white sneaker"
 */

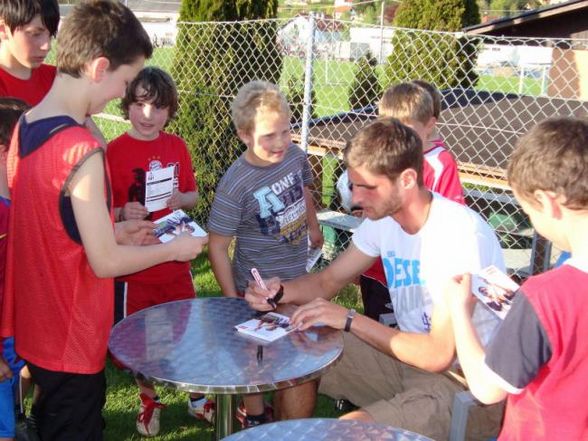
xmin=187 ymin=396 xmax=215 ymax=424
xmin=136 ymin=393 xmax=165 ymax=437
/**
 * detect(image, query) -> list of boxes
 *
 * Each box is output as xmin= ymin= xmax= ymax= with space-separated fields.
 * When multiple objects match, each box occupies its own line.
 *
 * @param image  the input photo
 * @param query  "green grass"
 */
xmin=99 ymin=251 xmax=353 ymax=440
xmin=476 ymin=74 xmax=544 ymax=96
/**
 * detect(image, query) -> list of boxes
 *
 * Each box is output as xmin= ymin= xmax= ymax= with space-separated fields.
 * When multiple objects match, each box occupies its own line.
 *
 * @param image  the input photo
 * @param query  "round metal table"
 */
xmin=222 ymin=418 xmax=435 ymax=440
xmin=108 ymin=297 xmax=343 ymax=439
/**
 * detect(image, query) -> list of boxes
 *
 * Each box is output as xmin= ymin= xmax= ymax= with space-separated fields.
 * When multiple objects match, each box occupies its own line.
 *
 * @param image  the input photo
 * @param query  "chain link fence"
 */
xmin=91 ymin=16 xmax=588 ymax=277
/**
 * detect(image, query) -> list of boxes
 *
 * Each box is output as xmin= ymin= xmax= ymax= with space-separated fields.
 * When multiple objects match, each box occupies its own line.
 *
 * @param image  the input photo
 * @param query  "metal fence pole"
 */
xmin=300 ymin=13 xmax=316 ymax=153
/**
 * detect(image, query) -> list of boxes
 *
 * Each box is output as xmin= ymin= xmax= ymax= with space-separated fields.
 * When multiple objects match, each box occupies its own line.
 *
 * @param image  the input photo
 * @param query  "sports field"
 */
xmin=84 ymin=47 xmax=543 ymax=141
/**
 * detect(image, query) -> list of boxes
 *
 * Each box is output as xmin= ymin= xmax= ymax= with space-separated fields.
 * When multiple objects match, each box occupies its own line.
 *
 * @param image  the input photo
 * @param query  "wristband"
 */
xmin=344 ymin=308 xmax=356 ymax=332
xmin=267 ymin=285 xmax=284 ymax=309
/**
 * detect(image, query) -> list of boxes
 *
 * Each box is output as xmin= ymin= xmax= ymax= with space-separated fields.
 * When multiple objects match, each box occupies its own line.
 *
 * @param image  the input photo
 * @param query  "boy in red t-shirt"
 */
xmin=0 ymin=0 xmax=59 ymax=106
xmin=446 ymin=117 xmax=588 ymax=441
xmin=107 ymin=67 xmax=212 ymax=437
xmin=0 ymin=0 xmax=107 ymax=149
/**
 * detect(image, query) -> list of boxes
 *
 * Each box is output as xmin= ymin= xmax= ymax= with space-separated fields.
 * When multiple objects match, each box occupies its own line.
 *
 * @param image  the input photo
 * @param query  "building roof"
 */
xmin=464 ymin=0 xmax=588 ymax=38
xmin=60 ymin=0 xmax=180 ymax=16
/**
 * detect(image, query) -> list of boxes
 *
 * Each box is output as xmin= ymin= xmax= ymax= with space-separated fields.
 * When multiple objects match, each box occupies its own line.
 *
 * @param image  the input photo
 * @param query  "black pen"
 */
xmin=257 ymin=345 xmax=263 ymax=364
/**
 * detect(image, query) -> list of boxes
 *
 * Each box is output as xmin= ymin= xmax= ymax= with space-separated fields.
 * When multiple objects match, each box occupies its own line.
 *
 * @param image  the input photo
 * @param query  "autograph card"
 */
xmin=471 ymin=265 xmax=520 ymax=320
xmin=235 ymin=312 xmax=295 ymax=343
xmin=153 ymin=209 xmax=207 ymax=243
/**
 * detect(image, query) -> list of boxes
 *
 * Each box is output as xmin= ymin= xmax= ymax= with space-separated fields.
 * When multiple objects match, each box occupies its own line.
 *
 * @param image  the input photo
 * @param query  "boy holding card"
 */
xmin=106 ymin=67 xmax=212 ymax=436
xmin=446 ymin=117 xmax=588 ymax=440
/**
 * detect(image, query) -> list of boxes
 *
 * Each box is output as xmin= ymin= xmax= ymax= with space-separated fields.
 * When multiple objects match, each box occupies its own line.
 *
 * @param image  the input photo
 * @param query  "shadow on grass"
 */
xmin=105 ymin=251 xmax=353 ymax=439
xmin=105 ymin=358 xmax=344 ymax=440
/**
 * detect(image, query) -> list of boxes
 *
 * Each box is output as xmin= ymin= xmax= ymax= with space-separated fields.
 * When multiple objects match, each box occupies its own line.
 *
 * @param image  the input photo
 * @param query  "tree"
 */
xmin=170 ymin=0 xmax=282 ymax=224
xmin=489 ymin=0 xmax=542 ymax=17
xmin=361 ymin=5 xmax=378 ymax=25
xmin=348 ymin=52 xmax=381 ymax=110
xmin=385 ymin=0 xmax=481 ymax=90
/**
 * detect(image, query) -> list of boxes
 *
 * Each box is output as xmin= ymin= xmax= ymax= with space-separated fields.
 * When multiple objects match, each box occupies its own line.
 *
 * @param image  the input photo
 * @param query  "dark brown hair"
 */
xmin=0 ymin=0 xmax=59 ymax=37
xmin=508 ymin=117 xmax=588 ymax=210
xmin=56 ymin=0 xmax=152 ymax=78
xmin=121 ymin=67 xmax=178 ymax=122
xmin=344 ymin=117 xmax=424 ymax=186
xmin=0 ymin=97 xmax=28 ymax=149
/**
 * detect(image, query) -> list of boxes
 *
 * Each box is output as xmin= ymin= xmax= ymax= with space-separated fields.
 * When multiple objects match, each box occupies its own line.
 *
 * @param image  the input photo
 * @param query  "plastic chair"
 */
xmin=449 ymin=390 xmax=478 ymax=441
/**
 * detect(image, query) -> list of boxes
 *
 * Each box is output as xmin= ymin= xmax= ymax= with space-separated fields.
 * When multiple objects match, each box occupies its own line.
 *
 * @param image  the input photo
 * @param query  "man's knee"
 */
xmin=274 ymin=380 xmax=318 ymax=420
xmin=339 ymin=409 xmax=375 ymax=423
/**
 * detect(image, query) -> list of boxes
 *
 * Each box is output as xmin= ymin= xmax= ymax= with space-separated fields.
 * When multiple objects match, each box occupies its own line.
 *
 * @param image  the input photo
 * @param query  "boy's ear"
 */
xmin=236 ymin=129 xmax=251 ymax=147
xmin=534 ymin=190 xmax=563 ymax=219
xmin=425 ymin=117 xmax=436 ymax=135
xmin=0 ymin=19 xmax=10 ymax=41
xmin=86 ymin=57 xmax=111 ymax=83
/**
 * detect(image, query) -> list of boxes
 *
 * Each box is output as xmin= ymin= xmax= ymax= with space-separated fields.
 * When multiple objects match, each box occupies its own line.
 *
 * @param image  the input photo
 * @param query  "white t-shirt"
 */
xmin=352 ymin=193 xmax=504 ymax=346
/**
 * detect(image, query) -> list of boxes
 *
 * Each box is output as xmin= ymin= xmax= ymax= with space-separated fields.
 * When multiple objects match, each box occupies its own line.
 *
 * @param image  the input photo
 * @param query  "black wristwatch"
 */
xmin=267 ymin=285 xmax=284 ymax=309
xmin=344 ymin=308 xmax=356 ymax=332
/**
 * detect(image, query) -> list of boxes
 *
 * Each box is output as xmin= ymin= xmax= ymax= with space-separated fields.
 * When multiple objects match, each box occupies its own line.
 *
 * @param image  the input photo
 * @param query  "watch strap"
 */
xmin=344 ymin=308 xmax=356 ymax=332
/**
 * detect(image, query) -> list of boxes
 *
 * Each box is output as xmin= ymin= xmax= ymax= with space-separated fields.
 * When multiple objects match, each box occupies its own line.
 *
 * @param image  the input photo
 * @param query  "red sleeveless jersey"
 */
xmin=1 ymin=121 xmax=114 ymax=374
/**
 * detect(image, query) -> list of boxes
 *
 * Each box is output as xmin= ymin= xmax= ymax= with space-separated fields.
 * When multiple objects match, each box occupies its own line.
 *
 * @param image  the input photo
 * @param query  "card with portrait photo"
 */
xmin=471 ymin=265 xmax=520 ymax=320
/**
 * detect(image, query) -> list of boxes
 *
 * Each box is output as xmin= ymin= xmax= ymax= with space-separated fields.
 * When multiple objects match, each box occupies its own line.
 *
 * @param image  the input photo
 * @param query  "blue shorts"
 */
xmin=0 ymin=337 xmax=24 ymax=438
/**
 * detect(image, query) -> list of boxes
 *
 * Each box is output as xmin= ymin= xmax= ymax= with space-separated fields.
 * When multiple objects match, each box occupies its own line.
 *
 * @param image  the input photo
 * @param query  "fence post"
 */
xmin=300 ymin=13 xmax=316 ymax=153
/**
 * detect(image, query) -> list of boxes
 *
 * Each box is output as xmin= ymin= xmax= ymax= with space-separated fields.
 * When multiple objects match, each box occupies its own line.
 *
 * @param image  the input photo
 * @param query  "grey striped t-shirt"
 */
xmin=208 ymin=144 xmax=313 ymax=292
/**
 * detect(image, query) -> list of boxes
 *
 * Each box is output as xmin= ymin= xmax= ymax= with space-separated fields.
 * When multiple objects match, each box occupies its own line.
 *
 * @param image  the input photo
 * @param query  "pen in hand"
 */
xmin=250 ymin=268 xmax=277 ymax=310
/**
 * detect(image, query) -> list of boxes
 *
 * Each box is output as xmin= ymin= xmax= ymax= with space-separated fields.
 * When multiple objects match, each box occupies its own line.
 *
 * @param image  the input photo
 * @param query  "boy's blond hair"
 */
xmin=508 ymin=117 xmax=588 ymax=210
xmin=231 ymin=80 xmax=290 ymax=133
xmin=378 ymin=82 xmax=434 ymax=124
xmin=412 ymin=80 xmax=442 ymax=119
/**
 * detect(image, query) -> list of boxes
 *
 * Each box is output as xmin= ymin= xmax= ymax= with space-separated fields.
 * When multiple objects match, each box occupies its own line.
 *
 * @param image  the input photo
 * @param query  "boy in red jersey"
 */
xmin=0 ymin=2 xmax=207 ymax=440
xmin=446 ymin=117 xmax=588 ymax=440
xmin=379 ymin=82 xmax=464 ymax=204
xmin=107 ymin=67 xmax=212 ymax=437
xmin=411 ymin=79 xmax=465 ymax=202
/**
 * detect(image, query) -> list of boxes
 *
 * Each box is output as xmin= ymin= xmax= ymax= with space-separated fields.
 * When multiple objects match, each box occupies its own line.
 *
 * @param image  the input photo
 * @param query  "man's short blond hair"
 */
xmin=231 ymin=81 xmax=290 ymax=133
xmin=378 ymin=82 xmax=434 ymax=124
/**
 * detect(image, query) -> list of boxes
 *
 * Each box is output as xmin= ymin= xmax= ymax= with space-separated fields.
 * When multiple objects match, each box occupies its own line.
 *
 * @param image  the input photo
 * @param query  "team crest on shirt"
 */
xmin=148 ymin=159 xmax=162 ymax=170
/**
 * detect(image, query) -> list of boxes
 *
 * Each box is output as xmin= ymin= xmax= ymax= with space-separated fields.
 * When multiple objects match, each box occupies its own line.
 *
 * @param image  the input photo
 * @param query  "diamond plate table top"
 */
xmin=108 ymin=297 xmax=343 ymax=394
xmin=222 ymin=418 xmax=434 ymax=441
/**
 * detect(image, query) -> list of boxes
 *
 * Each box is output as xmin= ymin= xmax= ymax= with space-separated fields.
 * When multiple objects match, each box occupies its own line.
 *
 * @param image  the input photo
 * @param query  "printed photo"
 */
xmin=471 ymin=265 xmax=520 ymax=320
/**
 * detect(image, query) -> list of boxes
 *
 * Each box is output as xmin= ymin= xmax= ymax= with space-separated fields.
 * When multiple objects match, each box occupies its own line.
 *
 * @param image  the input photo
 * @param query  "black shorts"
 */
xmin=28 ymin=363 xmax=106 ymax=441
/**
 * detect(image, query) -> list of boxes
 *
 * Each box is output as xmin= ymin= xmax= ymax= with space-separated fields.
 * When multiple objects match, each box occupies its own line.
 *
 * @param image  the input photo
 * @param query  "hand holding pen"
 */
xmin=248 ymin=268 xmax=284 ymax=311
